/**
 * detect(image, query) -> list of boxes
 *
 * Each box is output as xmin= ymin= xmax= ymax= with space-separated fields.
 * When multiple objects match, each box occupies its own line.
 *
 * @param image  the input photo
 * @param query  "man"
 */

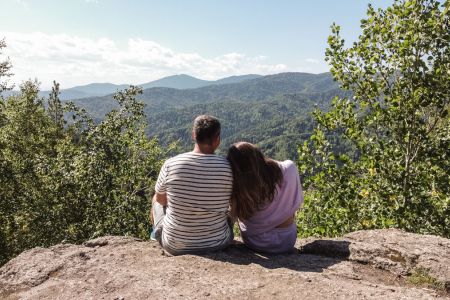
xmin=151 ymin=115 xmax=233 ymax=255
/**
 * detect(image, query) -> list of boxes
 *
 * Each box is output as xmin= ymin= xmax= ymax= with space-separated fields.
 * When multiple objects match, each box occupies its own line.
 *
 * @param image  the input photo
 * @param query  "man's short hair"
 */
xmin=193 ymin=115 xmax=221 ymax=145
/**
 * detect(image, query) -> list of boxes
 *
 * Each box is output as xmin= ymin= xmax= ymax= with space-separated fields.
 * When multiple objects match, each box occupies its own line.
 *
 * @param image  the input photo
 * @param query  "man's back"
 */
xmin=155 ymin=152 xmax=233 ymax=254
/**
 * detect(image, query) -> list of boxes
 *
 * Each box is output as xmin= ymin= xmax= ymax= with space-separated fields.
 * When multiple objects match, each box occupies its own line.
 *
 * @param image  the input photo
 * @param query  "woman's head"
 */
xmin=227 ymin=142 xmax=283 ymax=220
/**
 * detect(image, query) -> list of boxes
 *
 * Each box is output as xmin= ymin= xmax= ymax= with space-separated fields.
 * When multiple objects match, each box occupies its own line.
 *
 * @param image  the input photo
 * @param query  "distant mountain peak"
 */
xmin=35 ymin=73 xmax=276 ymax=100
xmin=139 ymin=73 xmax=263 ymax=90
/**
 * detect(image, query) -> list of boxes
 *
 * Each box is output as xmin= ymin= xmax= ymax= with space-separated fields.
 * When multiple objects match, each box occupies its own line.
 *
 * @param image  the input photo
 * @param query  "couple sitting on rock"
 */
xmin=151 ymin=115 xmax=304 ymax=255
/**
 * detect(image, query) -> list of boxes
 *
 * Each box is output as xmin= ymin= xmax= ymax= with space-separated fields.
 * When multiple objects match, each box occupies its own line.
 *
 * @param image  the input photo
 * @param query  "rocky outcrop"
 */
xmin=0 ymin=229 xmax=448 ymax=299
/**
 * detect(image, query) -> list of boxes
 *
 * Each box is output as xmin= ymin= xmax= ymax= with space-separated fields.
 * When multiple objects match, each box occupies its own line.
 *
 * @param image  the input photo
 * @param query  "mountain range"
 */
xmin=2 ymin=72 xmax=344 ymax=159
xmin=140 ymin=74 xmax=262 ymax=90
xmin=1 ymin=74 xmax=263 ymax=100
xmin=67 ymin=72 xmax=345 ymax=159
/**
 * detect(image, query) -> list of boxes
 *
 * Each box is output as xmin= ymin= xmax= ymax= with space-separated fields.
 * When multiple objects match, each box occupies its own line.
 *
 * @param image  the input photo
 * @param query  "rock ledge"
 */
xmin=1 ymin=229 xmax=449 ymax=299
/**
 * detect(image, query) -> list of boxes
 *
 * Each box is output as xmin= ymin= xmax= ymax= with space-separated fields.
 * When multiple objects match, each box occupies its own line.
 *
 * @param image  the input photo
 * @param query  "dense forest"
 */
xmin=1 ymin=0 xmax=449 ymax=266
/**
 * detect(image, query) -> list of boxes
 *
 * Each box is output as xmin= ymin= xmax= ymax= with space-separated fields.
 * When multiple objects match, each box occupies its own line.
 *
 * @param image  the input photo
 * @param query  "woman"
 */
xmin=227 ymin=142 xmax=304 ymax=254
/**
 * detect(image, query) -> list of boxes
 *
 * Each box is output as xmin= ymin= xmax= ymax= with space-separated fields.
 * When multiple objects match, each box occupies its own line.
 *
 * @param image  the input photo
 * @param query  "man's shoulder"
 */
xmin=163 ymin=152 xmax=192 ymax=164
xmin=166 ymin=152 xmax=229 ymax=165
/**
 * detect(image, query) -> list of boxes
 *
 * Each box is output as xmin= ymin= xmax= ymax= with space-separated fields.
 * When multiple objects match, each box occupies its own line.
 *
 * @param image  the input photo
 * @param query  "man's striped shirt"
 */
xmin=155 ymin=152 xmax=233 ymax=253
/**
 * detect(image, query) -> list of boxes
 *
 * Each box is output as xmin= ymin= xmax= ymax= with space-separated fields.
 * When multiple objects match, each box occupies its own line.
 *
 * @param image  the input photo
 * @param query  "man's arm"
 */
xmin=153 ymin=192 xmax=167 ymax=207
xmin=154 ymin=160 xmax=169 ymax=206
xmin=150 ymin=192 xmax=167 ymax=227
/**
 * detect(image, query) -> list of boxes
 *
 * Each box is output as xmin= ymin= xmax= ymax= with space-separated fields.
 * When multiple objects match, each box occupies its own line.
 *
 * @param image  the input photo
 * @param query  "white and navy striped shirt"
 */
xmin=155 ymin=152 xmax=233 ymax=253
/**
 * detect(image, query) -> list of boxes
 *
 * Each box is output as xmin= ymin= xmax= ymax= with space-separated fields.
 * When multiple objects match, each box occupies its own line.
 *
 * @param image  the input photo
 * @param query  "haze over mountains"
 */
xmin=140 ymin=74 xmax=262 ymax=90
xmin=35 ymin=74 xmax=262 ymax=100
xmin=71 ymin=72 xmax=338 ymax=113
xmin=67 ymin=72 xmax=345 ymax=159
xmin=2 ymin=74 xmax=262 ymax=99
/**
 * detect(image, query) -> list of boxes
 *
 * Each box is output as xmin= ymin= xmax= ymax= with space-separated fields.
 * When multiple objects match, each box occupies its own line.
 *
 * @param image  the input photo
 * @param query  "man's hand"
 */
xmin=153 ymin=192 xmax=168 ymax=207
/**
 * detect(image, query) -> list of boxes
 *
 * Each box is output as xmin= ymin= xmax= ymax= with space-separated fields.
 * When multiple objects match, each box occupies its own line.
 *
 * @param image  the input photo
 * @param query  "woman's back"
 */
xmin=238 ymin=160 xmax=304 ymax=253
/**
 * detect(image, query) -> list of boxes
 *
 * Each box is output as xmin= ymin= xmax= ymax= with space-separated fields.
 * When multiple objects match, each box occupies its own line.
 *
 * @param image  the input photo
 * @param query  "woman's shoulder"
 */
xmin=276 ymin=160 xmax=299 ymax=185
xmin=278 ymin=160 xmax=298 ymax=173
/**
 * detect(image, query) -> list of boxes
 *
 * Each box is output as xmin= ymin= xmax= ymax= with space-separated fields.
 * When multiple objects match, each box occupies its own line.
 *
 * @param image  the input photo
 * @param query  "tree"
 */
xmin=0 ymin=78 xmax=169 ymax=265
xmin=0 ymin=38 xmax=14 ymax=262
xmin=0 ymin=38 xmax=13 ymax=94
xmin=298 ymin=0 xmax=450 ymax=238
xmin=47 ymin=81 xmax=64 ymax=129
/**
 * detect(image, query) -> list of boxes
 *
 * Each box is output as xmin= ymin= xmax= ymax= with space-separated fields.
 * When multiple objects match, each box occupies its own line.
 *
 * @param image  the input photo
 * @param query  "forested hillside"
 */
xmin=69 ymin=72 xmax=346 ymax=159
xmin=72 ymin=72 xmax=339 ymax=114
xmin=146 ymin=95 xmax=325 ymax=159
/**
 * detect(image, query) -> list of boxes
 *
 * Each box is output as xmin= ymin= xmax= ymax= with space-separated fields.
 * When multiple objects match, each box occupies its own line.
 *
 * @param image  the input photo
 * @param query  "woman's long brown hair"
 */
xmin=226 ymin=142 xmax=283 ymax=220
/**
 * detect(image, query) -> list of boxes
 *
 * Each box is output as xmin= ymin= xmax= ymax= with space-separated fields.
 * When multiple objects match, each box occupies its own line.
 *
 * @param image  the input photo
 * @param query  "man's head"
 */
xmin=192 ymin=115 xmax=221 ymax=152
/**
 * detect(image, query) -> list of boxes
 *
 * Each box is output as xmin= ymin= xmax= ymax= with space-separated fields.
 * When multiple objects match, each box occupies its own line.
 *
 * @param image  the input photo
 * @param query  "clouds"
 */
xmin=305 ymin=58 xmax=320 ymax=64
xmin=13 ymin=0 xmax=30 ymax=10
xmin=1 ymin=32 xmax=290 ymax=89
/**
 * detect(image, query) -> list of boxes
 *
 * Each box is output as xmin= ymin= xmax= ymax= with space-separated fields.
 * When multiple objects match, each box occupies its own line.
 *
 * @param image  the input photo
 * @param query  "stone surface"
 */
xmin=0 ymin=229 xmax=448 ymax=299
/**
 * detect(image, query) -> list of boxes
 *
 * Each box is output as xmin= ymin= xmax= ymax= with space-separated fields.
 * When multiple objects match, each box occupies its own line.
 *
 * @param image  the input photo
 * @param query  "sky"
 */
xmin=0 ymin=0 xmax=393 ymax=90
